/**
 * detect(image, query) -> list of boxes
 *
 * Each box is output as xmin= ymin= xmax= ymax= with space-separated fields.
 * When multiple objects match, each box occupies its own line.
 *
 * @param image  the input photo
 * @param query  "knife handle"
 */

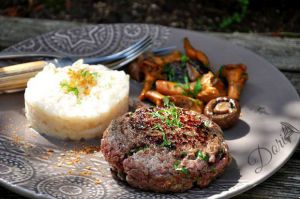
xmin=0 ymin=61 xmax=47 ymax=92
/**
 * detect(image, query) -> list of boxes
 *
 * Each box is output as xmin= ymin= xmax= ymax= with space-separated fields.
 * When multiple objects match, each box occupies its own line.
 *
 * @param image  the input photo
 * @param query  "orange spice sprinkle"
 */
xmin=79 ymin=170 xmax=92 ymax=176
xmin=95 ymin=179 xmax=102 ymax=185
xmin=47 ymin=149 xmax=54 ymax=153
xmin=67 ymin=170 xmax=74 ymax=175
xmin=12 ymin=132 xmax=22 ymax=144
xmin=60 ymin=68 xmax=98 ymax=99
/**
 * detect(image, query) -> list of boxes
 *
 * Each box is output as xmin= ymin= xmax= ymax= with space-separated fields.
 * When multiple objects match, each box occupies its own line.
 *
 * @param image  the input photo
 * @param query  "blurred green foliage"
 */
xmin=0 ymin=0 xmax=298 ymax=32
xmin=219 ymin=0 xmax=249 ymax=29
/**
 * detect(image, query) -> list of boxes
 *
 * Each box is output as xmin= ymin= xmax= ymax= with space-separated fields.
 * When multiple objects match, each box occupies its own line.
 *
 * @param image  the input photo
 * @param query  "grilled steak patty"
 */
xmin=101 ymin=106 xmax=231 ymax=192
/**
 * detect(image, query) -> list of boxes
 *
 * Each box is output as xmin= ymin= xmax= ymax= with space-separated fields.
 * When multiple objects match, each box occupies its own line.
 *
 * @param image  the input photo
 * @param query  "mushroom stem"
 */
xmin=219 ymin=64 xmax=248 ymax=100
xmin=139 ymin=74 xmax=156 ymax=100
xmin=155 ymin=80 xmax=184 ymax=96
xmin=183 ymin=37 xmax=210 ymax=66
xmin=150 ymin=51 xmax=182 ymax=66
xmin=138 ymin=60 xmax=166 ymax=100
xmin=144 ymin=90 xmax=165 ymax=106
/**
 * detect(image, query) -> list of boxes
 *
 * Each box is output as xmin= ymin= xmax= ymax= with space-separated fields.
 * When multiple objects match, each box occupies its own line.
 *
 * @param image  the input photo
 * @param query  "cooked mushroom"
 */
xmin=144 ymin=90 xmax=165 ymax=106
xmin=155 ymin=80 xmax=184 ymax=96
xmin=150 ymin=50 xmax=182 ymax=66
xmin=163 ymin=59 xmax=202 ymax=83
xmin=219 ymin=64 xmax=248 ymax=100
xmin=128 ymin=51 xmax=182 ymax=100
xmin=204 ymin=97 xmax=241 ymax=129
xmin=139 ymin=60 xmax=165 ymax=100
xmin=186 ymin=62 xmax=201 ymax=81
xmin=183 ymin=37 xmax=209 ymax=66
xmin=197 ymin=72 xmax=226 ymax=102
xmin=143 ymin=90 xmax=204 ymax=113
xmin=127 ymin=54 xmax=146 ymax=82
xmin=169 ymin=95 xmax=204 ymax=113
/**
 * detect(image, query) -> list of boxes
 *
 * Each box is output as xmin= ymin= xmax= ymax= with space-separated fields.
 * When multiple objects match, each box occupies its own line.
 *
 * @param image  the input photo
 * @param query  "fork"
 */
xmin=0 ymin=36 xmax=162 ymax=92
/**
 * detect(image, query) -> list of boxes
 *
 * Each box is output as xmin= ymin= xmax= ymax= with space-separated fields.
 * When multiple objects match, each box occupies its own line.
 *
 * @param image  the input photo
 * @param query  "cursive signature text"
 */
xmin=248 ymin=122 xmax=299 ymax=173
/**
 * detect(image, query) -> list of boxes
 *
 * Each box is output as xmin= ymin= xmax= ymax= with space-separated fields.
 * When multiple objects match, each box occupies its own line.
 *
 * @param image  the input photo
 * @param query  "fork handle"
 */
xmin=0 ymin=61 xmax=47 ymax=92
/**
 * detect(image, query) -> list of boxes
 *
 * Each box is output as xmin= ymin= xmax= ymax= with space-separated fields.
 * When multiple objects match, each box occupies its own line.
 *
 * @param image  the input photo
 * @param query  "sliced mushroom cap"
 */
xmin=204 ymin=97 xmax=241 ymax=129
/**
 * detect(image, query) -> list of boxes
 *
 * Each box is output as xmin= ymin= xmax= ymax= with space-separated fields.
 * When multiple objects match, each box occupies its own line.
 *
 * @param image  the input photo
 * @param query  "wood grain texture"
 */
xmin=235 ymin=158 xmax=300 ymax=199
xmin=0 ymin=17 xmax=299 ymax=199
xmin=0 ymin=17 xmax=299 ymax=72
xmin=283 ymin=72 xmax=300 ymax=94
xmin=210 ymin=32 xmax=300 ymax=72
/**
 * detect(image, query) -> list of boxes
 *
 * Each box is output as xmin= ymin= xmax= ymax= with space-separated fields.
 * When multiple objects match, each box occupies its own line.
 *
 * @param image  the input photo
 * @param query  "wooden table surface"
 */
xmin=0 ymin=17 xmax=299 ymax=199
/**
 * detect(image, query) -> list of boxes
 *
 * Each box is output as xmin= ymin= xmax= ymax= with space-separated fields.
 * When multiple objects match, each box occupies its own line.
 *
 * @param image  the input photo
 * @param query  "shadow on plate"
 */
xmin=224 ymin=119 xmax=250 ymax=140
xmin=107 ymin=158 xmax=241 ymax=198
xmin=39 ymin=132 xmax=101 ymax=152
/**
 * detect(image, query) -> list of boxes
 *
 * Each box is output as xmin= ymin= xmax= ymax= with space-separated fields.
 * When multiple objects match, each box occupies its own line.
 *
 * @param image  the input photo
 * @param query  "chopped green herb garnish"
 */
xmin=176 ymin=75 xmax=202 ymax=98
xmin=161 ymin=131 xmax=172 ymax=148
xmin=197 ymin=150 xmax=209 ymax=162
xmin=60 ymin=68 xmax=98 ymax=102
xmin=153 ymin=123 xmax=164 ymax=131
xmin=181 ymin=55 xmax=189 ymax=63
xmin=184 ymin=74 xmax=189 ymax=84
xmin=163 ymin=96 xmax=170 ymax=107
xmin=203 ymin=120 xmax=212 ymax=128
xmin=175 ymin=75 xmax=190 ymax=93
xmin=193 ymin=79 xmax=202 ymax=97
xmin=151 ymin=107 xmax=182 ymax=128
xmin=163 ymin=96 xmax=175 ymax=108
xmin=60 ymin=80 xmax=79 ymax=98
xmin=180 ymin=55 xmax=189 ymax=69
xmin=173 ymin=160 xmax=189 ymax=175
xmin=151 ymin=111 xmax=165 ymax=120
xmin=80 ymin=69 xmax=88 ymax=77
xmin=166 ymin=107 xmax=182 ymax=127
xmin=60 ymin=80 xmax=68 ymax=88
xmin=92 ymin=72 xmax=99 ymax=79
xmin=163 ymin=63 xmax=175 ymax=81
xmin=152 ymin=124 xmax=172 ymax=148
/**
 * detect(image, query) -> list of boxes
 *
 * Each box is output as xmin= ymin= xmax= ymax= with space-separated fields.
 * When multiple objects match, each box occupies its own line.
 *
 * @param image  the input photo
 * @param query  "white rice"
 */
xmin=25 ymin=60 xmax=129 ymax=140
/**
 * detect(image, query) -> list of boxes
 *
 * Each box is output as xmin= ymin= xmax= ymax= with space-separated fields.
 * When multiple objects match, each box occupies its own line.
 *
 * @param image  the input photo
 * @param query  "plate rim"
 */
xmin=0 ymin=23 xmax=299 ymax=199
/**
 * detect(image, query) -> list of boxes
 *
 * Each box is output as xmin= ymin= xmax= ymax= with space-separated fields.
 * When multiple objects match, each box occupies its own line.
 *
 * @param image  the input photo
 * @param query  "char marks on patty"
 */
xmin=101 ymin=106 xmax=231 ymax=192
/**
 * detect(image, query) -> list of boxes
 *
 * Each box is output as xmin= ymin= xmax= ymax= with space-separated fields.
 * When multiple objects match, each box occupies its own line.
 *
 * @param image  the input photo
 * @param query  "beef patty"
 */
xmin=101 ymin=106 xmax=231 ymax=192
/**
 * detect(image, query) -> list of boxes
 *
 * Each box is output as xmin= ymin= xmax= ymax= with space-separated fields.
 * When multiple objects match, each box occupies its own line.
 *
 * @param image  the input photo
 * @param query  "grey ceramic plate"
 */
xmin=0 ymin=24 xmax=299 ymax=199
